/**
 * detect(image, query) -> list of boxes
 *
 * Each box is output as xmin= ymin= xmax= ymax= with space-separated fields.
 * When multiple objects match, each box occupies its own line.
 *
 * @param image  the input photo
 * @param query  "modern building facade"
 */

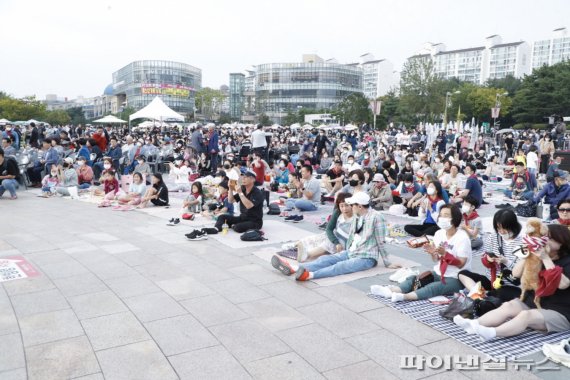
xmin=359 ymin=53 xmax=398 ymax=99
xmin=532 ymin=27 xmax=570 ymax=70
xmin=253 ymin=54 xmax=363 ymax=122
xmin=229 ymin=73 xmax=245 ymax=120
xmin=110 ymin=60 xmax=202 ymax=117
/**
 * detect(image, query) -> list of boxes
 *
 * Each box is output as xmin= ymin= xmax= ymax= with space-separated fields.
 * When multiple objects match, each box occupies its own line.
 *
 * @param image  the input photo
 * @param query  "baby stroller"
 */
xmin=238 ymin=139 xmax=252 ymax=161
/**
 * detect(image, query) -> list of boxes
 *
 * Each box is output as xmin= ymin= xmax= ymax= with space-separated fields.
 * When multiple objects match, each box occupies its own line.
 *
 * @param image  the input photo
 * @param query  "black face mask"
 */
xmin=349 ymin=179 xmax=359 ymax=187
xmin=223 ymin=164 xmax=231 ymax=170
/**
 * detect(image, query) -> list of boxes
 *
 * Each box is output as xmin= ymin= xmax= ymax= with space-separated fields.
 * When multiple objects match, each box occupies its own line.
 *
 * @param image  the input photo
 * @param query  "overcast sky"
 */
xmin=1 ymin=0 xmax=568 ymax=100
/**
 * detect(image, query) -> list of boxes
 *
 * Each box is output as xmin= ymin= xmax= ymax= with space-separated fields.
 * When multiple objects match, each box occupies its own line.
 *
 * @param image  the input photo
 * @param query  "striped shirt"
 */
xmin=346 ymin=209 xmax=390 ymax=266
xmin=482 ymin=232 xmax=522 ymax=284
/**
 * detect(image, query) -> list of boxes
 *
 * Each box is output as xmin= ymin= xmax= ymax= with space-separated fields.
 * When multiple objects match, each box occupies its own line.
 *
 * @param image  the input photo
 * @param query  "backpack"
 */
xmin=267 ymin=203 xmax=281 ymax=215
xmin=240 ymin=229 xmax=267 ymax=241
xmin=514 ymin=201 xmax=537 ymax=217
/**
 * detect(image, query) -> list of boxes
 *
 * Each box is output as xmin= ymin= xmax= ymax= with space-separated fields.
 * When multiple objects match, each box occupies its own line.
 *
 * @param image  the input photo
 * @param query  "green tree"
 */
xmin=44 ymin=109 xmax=71 ymax=125
xmin=195 ymin=87 xmax=226 ymax=121
xmin=376 ymin=90 xmax=400 ymax=129
xmin=66 ymin=107 xmax=87 ymax=125
xmin=485 ymin=75 xmax=522 ymax=96
xmin=258 ymin=113 xmax=271 ymax=126
xmin=283 ymin=112 xmax=298 ymax=126
xmin=512 ymin=61 xmax=570 ymax=123
xmin=0 ymin=94 xmax=47 ymax=121
xmin=466 ymin=87 xmax=512 ymax=123
xmin=333 ymin=93 xmax=371 ymax=125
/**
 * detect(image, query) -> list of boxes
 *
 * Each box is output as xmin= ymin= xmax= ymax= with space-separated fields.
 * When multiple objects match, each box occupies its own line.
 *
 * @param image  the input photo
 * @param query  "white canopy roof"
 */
xmin=93 ymin=115 xmax=126 ymax=124
xmin=129 ymin=96 xmax=184 ymax=122
xmin=0 ymin=118 xmax=11 ymax=124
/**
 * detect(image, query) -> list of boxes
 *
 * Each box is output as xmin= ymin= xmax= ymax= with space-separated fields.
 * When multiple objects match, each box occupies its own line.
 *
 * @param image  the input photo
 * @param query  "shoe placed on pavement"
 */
xmin=284 ymin=215 xmax=297 ymax=222
xmin=495 ymin=203 xmax=513 ymax=209
xmin=167 ymin=218 xmax=180 ymax=226
xmin=295 ymin=267 xmax=310 ymax=281
xmin=201 ymin=227 xmax=219 ymax=235
xmin=185 ymin=230 xmax=207 ymax=241
xmin=542 ymin=338 xmax=570 ymax=368
xmin=292 ymin=215 xmax=304 ymax=223
xmin=271 ymin=255 xmax=295 ymax=276
xmin=317 ymin=221 xmax=328 ymax=230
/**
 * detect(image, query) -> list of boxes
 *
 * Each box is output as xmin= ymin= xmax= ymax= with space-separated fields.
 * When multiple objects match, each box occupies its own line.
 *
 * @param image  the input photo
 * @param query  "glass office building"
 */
xmin=254 ymin=61 xmax=363 ymax=120
xmin=111 ymin=60 xmax=202 ymax=116
xmin=229 ymin=73 xmax=245 ymax=120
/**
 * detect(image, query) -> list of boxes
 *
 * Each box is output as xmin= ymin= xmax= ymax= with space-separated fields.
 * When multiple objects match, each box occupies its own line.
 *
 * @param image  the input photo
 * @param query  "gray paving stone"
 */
xmin=19 ymin=309 xmax=84 ymax=347
xmin=25 ymin=250 xmax=71 ymax=266
xmin=81 ymin=312 xmax=150 ymax=351
xmin=419 ymin=371 xmax=471 ymax=379
xmin=238 ymin=297 xmax=313 ymax=332
xmin=298 ymin=301 xmax=379 ymax=339
xmin=80 ymin=233 xmax=120 ymax=242
xmin=52 ymin=273 xmax=109 ymax=297
xmin=323 ymin=360 xmax=399 ymax=380
xmin=345 ymin=330 xmax=446 ymax=380
xmin=228 ymin=264 xmax=287 ymax=286
xmin=104 ymin=273 xmax=162 ymax=299
xmin=245 ymin=352 xmax=324 ymax=380
xmin=168 ymin=345 xmax=252 ymax=380
xmin=181 ymin=294 xmax=249 ymax=327
xmin=96 ymin=340 xmax=178 ymax=380
xmin=260 ymin=280 xmax=328 ymax=308
xmin=113 ymin=250 xmax=162 ymax=267
xmin=123 ymin=291 xmax=187 ymax=322
xmin=0 ymin=368 xmax=27 ymax=380
xmin=209 ymin=319 xmax=291 ymax=363
xmin=0 ymin=333 xmax=25 ymax=372
xmin=68 ymin=290 xmax=127 ymax=320
xmin=181 ymin=260 xmax=236 ymax=282
xmin=276 ymin=323 xmax=367 ymax=372
xmin=26 ymin=336 xmax=100 ymax=380
xmin=0 ymin=297 xmax=19 ymax=336
xmin=58 ymin=240 xmax=99 ymax=254
xmin=71 ymin=373 xmax=105 ymax=380
xmin=99 ymin=242 xmax=140 ymax=254
xmin=156 ymin=276 xmax=215 ymax=301
xmin=134 ymin=260 xmax=188 ymax=282
xmin=209 ymin=277 xmax=272 ymax=304
xmin=160 ymin=251 xmax=206 ymax=267
xmin=315 ymin=284 xmax=384 ymax=312
xmin=38 ymin=259 xmax=90 ymax=280
xmin=11 ymin=288 xmax=69 ymax=318
xmin=88 ymin=258 xmax=138 ymax=280
xmin=2 ymin=274 xmax=56 ymax=296
xmin=145 ymin=314 xmax=218 ymax=356
xmin=360 ymin=307 xmax=448 ymax=346
xmin=199 ymin=250 xmax=252 ymax=269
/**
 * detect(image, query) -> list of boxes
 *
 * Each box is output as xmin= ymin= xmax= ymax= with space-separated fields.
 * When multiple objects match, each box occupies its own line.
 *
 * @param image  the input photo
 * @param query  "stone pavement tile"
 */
xmin=144 ymin=314 xmax=218 ymax=356
xmin=0 ymin=333 xmax=25 ymax=372
xmin=104 ymin=273 xmax=162 ymax=299
xmin=71 ymin=373 xmax=105 ymax=380
xmin=181 ymin=260 xmax=236 ymax=283
xmin=1 ymin=274 xmax=56 ymax=296
xmin=210 ymin=319 xmax=291 ymax=363
xmin=134 ymin=261 xmax=188 ymax=282
xmin=199 ymin=250 xmax=253 ymax=269
xmin=21 ymin=250 xmax=69 ymax=266
xmin=11 ymin=288 xmax=69 ymax=318
xmin=322 ymin=360 xmax=399 ymax=380
xmin=181 ymin=294 xmax=249 ymax=327
xmin=123 ymin=291 xmax=187 ymax=322
xmin=345 ymin=330 xmax=446 ymax=380
xmin=209 ymin=277 xmax=272 ymax=304
xmin=26 ymin=336 xmax=100 ymax=380
xmin=99 ymin=242 xmax=140 ymax=254
xmin=96 ymin=340 xmax=178 ymax=380
xmin=0 ymin=302 xmax=19 ymax=336
xmin=228 ymin=263 xmax=287 ymax=286
xmin=245 ymin=352 xmax=324 ymax=380
xmin=238 ymin=297 xmax=313 ymax=332
xmin=88 ymin=256 xmax=139 ymax=280
xmin=0 ymin=368 xmax=27 ymax=380
xmin=314 ymin=284 xmax=384 ymax=313
xmin=12 ymin=241 xmax=56 ymax=254
xmin=113 ymin=250 xmax=162 ymax=267
xmin=52 ymin=273 xmax=108 ymax=297
xmin=361 ymin=308 xmax=448 ymax=346
xmin=298 ymin=301 xmax=380 ymax=339
xmin=57 ymin=240 xmax=98 ymax=253
xmin=159 ymin=251 xmax=206 ymax=267
xmin=81 ymin=312 xmax=150 ymax=351
xmin=37 ymin=259 xmax=90 ymax=280
xmin=276 ymin=323 xmax=367 ymax=372
xmin=68 ymin=290 xmax=127 ymax=320
xmin=168 ymin=345 xmax=252 ymax=380
xmin=419 ymin=371 xmax=471 ymax=379
xmin=80 ymin=232 xmax=120 ymax=242
xmin=19 ymin=309 xmax=84 ymax=347
xmin=260 ymin=280 xmax=328 ymax=309
xmin=156 ymin=276 xmax=215 ymax=301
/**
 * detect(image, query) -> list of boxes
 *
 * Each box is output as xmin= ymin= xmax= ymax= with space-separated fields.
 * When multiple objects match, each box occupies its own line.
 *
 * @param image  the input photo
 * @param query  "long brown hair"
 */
xmin=548 ymin=224 xmax=570 ymax=257
xmin=334 ymin=192 xmax=351 ymax=211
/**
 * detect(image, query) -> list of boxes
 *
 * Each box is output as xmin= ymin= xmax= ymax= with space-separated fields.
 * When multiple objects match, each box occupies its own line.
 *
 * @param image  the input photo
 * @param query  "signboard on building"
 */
xmin=141 ymin=84 xmax=194 ymax=97
xmin=0 ymin=256 xmax=40 ymax=283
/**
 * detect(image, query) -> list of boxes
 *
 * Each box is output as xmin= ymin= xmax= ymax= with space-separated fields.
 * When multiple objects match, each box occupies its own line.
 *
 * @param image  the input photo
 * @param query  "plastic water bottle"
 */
xmin=542 ymin=203 xmax=550 ymax=222
xmin=222 ymin=222 xmax=229 ymax=234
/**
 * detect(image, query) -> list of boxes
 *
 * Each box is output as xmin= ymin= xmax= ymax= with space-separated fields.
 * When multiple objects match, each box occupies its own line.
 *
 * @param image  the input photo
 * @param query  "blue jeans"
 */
xmin=398 ymin=271 xmax=463 ymax=300
xmin=503 ymin=189 xmax=533 ymax=200
xmin=300 ymin=251 xmax=376 ymax=279
xmin=0 ymin=179 xmax=19 ymax=197
xmin=78 ymin=183 xmax=91 ymax=190
xmin=285 ymin=199 xmax=318 ymax=211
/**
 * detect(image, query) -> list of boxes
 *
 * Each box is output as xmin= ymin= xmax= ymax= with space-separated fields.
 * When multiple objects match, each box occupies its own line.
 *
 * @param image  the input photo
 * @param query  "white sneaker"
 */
xmin=389 ymin=268 xmax=418 ymax=283
xmin=389 ymin=268 xmax=408 ymax=282
xmin=281 ymin=242 xmax=296 ymax=250
xmin=370 ymin=285 xmax=392 ymax=298
xmin=543 ymin=339 xmax=570 ymax=368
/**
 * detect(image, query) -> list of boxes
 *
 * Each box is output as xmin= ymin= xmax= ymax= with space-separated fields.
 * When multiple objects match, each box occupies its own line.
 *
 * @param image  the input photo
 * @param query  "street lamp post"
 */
xmin=493 ymin=92 xmax=508 ymax=128
xmin=367 ymin=82 xmax=378 ymax=129
xmin=443 ymin=91 xmax=461 ymax=130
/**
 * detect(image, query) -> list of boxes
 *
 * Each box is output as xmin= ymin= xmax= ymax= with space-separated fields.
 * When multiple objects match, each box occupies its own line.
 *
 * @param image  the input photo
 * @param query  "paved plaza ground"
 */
xmin=0 ymin=190 xmax=569 ymax=379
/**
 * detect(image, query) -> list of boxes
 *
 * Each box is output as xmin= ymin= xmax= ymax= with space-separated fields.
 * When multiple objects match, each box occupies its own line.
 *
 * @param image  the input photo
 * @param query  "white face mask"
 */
xmin=103 ymin=164 xmax=111 ymax=169
xmin=427 ymin=187 xmax=436 ymax=195
xmin=499 ymin=232 xmax=513 ymax=240
xmin=138 ymin=161 xmax=144 ymax=165
xmin=51 ymin=172 xmax=58 ymax=176
xmin=77 ymin=161 xmax=85 ymax=167
xmin=348 ymin=160 xmax=354 ymax=164
xmin=437 ymin=217 xmax=453 ymax=230
xmin=404 ymin=182 xmax=412 ymax=187
xmin=175 ymin=160 xmax=182 ymax=166
xmin=279 ymin=162 xmax=285 ymax=168
xmin=435 ymin=158 xmax=440 ymax=163
xmin=461 ymin=205 xmax=471 ymax=214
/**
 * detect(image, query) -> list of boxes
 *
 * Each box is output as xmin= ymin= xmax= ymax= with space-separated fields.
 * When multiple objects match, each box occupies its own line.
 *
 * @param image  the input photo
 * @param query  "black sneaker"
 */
xmin=284 ymin=215 xmax=297 ymax=222
xmin=495 ymin=203 xmax=513 ymax=209
xmin=201 ymin=227 xmax=219 ymax=235
xmin=185 ymin=230 xmax=207 ymax=241
xmin=293 ymin=215 xmax=304 ymax=223
xmin=167 ymin=218 xmax=180 ymax=226
xmin=318 ymin=221 xmax=328 ymax=230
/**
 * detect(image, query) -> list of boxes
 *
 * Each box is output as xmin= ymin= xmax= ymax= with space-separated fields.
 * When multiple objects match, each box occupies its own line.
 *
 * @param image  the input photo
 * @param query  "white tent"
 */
xmin=129 ymin=96 xmax=184 ymax=122
xmin=93 ymin=115 xmax=127 ymax=124
xmin=0 ymin=118 xmax=11 ymax=124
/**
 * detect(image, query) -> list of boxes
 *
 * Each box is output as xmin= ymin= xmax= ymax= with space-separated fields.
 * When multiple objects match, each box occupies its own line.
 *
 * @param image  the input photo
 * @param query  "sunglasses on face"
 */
xmin=559 ymin=208 xmax=570 ymax=213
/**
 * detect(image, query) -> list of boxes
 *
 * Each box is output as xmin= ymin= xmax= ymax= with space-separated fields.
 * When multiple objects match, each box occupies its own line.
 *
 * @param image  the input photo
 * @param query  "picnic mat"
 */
xmin=367 ymin=294 xmax=570 ymax=359
xmin=209 ymin=220 xmax=315 ymax=248
xmin=251 ymin=247 xmax=421 ymax=287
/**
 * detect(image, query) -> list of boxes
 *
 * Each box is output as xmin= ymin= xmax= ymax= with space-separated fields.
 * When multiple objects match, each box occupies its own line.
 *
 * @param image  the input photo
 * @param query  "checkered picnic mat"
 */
xmin=367 ymin=294 xmax=570 ymax=359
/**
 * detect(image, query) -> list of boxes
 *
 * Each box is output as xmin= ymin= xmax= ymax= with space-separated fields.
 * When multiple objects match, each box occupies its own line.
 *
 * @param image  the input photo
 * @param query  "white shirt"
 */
xmin=527 ymin=151 xmax=539 ymax=169
xmin=432 ymin=228 xmax=472 ymax=278
xmin=343 ymin=162 xmax=362 ymax=172
xmin=251 ymin=129 xmax=267 ymax=148
xmin=170 ymin=165 xmax=191 ymax=184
